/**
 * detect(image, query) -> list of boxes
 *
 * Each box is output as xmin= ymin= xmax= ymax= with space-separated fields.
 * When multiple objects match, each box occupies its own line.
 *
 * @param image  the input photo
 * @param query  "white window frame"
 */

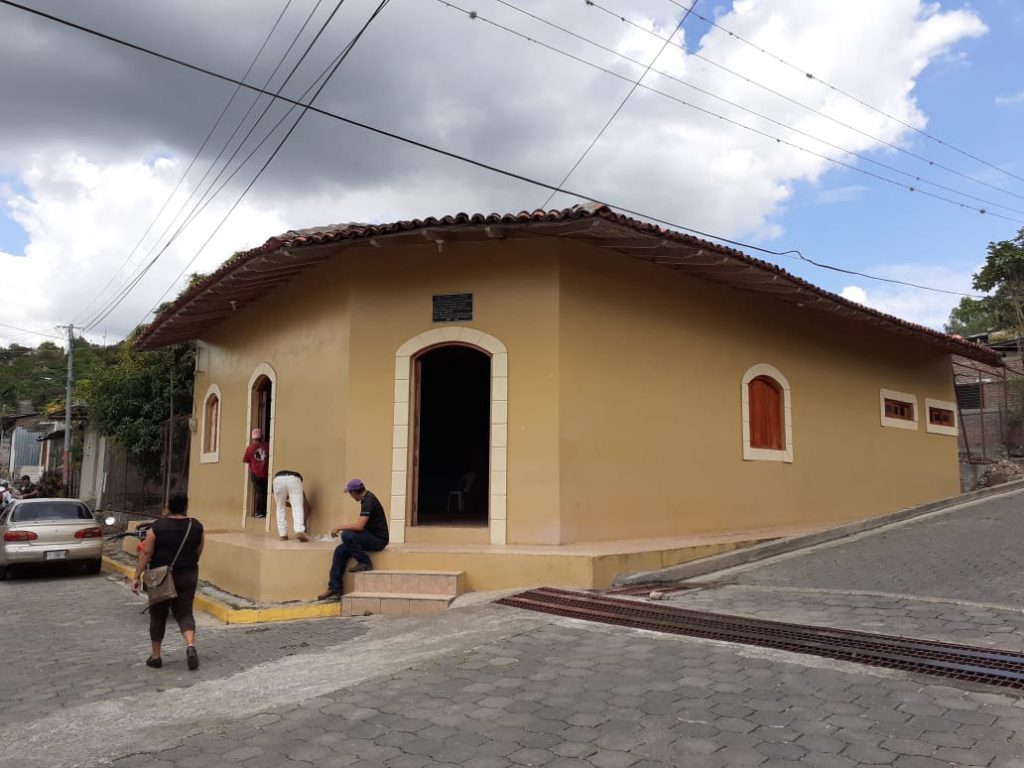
xmin=880 ymin=388 xmax=918 ymax=430
xmin=925 ymin=397 xmax=958 ymax=436
xmin=740 ymin=363 xmax=793 ymax=463
xmin=199 ymin=383 xmax=222 ymax=464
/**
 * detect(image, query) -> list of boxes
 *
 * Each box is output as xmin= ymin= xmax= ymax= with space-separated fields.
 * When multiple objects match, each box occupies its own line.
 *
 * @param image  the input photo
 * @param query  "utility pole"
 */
xmin=61 ymin=324 xmax=74 ymax=493
xmin=163 ymin=364 xmax=174 ymax=509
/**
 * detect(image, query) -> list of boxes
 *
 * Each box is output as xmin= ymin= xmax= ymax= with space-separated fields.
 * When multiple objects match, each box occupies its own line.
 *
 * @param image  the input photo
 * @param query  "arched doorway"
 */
xmin=248 ymin=374 xmax=273 ymax=517
xmin=411 ymin=344 xmax=490 ymax=526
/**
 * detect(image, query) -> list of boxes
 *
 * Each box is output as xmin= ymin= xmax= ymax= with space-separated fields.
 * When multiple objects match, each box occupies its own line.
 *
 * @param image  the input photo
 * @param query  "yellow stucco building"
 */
xmin=139 ymin=205 xmax=999 ymax=602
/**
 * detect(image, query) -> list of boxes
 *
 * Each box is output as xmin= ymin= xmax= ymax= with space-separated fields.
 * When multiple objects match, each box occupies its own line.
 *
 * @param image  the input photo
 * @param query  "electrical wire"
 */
xmin=0 ymin=320 xmax=64 ymax=341
xmin=0 ymin=0 xmax=988 ymax=301
xmin=71 ymin=0 xmax=298 ymax=327
xmin=79 ymin=0 xmax=337 ymax=332
xmin=442 ymin=2 xmax=1024 ymax=225
xmin=539 ymin=0 xmax=699 ymax=209
xmin=128 ymin=0 xmax=394 ymax=330
xmin=663 ymin=0 xmax=1024 ymax=187
xmin=80 ymin=0 xmax=356 ymax=332
xmin=582 ymin=0 xmax=1024 ymax=203
xmin=489 ymin=0 xmax=1024 ymax=219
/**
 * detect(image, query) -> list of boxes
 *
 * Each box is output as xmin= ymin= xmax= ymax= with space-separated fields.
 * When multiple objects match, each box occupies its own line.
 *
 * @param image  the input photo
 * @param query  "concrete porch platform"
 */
xmin=200 ymin=522 xmax=836 ymax=603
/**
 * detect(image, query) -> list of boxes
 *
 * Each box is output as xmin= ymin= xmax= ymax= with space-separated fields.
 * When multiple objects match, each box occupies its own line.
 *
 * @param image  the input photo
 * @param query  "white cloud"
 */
xmin=0 ymin=0 xmax=990 ymax=342
xmin=817 ymin=185 xmax=869 ymax=204
xmin=0 ymin=153 xmax=291 ymax=345
xmin=837 ymin=263 xmax=977 ymax=329
xmin=995 ymin=90 xmax=1024 ymax=106
xmin=841 ymin=285 xmax=870 ymax=305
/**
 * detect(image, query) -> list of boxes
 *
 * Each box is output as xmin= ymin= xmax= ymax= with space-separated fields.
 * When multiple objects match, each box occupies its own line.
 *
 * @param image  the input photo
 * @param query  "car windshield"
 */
xmin=10 ymin=502 xmax=92 ymax=522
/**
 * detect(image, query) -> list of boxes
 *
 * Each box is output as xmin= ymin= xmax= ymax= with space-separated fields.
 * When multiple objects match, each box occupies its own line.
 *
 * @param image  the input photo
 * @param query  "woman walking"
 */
xmin=132 ymin=494 xmax=205 ymax=670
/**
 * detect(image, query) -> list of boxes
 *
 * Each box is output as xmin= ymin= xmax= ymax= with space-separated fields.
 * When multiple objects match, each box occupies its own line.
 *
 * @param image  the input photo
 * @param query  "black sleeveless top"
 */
xmin=150 ymin=516 xmax=203 ymax=571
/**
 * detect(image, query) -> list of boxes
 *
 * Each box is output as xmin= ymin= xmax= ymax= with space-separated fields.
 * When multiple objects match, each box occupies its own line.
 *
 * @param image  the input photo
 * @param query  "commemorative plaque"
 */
xmin=432 ymin=293 xmax=473 ymax=322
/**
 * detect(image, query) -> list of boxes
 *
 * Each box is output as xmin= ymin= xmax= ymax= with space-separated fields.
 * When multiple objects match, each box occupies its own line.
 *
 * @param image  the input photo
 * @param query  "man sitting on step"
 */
xmin=318 ymin=479 xmax=389 ymax=601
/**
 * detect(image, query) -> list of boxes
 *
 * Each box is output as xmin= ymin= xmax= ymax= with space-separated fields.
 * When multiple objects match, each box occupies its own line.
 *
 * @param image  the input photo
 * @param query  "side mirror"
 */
xmin=104 ymin=516 xmax=117 ymax=526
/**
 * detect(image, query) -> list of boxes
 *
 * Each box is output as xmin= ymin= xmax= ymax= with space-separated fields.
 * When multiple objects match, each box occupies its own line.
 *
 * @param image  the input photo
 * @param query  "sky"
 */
xmin=0 ymin=0 xmax=1022 ymax=347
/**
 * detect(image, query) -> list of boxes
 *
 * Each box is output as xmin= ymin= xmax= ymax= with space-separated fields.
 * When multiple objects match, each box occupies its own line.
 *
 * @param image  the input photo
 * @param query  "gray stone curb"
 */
xmin=613 ymin=478 xmax=1024 ymax=586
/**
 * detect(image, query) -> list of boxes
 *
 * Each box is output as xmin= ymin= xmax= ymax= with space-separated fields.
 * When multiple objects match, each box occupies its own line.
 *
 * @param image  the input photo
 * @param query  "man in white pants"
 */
xmin=272 ymin=470 xmax=309 ymax=542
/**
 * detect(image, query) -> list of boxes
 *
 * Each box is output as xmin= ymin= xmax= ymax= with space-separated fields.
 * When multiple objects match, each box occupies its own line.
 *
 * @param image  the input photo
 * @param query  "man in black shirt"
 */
xmin=318 ymin=479 xmax=389 ymax=600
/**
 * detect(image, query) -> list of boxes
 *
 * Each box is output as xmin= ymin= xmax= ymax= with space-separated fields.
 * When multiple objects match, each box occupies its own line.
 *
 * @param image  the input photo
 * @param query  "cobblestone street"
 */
xmin=5 ymin=488 xmax=1024 ymax=767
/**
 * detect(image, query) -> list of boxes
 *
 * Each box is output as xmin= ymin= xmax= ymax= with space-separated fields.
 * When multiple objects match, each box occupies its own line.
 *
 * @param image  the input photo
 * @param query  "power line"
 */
xmin=0 ymin=320 xmax=64 ymax=341
xmin=490 ymin=0 xmax=1024 ymax=219
xmin=129 ymin=0 xmax=394 ymax=330
xmin=582 ymin=0 xmax=1024 ymax=204
xmin=0 ymin=0 xmax=987 ymax=301
xmin=442 ymin=2 xmax=1024 ymax=225
xmin=89 ymin=0 xmax=334 ymax=324
xmin=539 ymin=0 xmax=699 ymax=209
xmin=72 ymin=0 xmax=299 ymax=327
xmin=664 ymin=0 xmax=1024 ymax=187
xmin=81 ymin=0 xmax=356 ymax=333
xmin=79 ymin=0 xmax=335 ymax=331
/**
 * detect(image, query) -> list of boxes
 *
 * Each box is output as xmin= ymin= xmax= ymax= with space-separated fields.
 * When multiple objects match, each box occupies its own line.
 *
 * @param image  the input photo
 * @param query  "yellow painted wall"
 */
xmin=556 ymin=240 xmax=960 ymax=543
xmin=189 ymin=239 xmax=562 ymax=543
xmin=189 ymin=247 xmax=353 ymax=532
xmin=188 ymin=233 xmax=961 ymax=553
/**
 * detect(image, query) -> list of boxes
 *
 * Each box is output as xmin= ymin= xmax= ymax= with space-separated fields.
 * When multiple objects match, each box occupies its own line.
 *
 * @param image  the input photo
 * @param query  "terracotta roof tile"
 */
xmin=135 ymin=204 xmax=1001 ymax=366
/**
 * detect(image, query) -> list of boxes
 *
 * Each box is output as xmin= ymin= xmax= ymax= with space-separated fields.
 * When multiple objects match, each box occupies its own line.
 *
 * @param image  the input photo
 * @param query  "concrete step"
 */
xmin=341 ymin=592 xmax=456 ymax=617
xmin=353 ymin=570 xmax=466 ymax=597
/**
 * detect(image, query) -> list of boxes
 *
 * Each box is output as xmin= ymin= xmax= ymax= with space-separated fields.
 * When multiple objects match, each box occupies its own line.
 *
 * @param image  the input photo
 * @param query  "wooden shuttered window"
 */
xmin=884 ymin=398 xmax=914 ymax=421
xmin=748 ymin=376 xmax=784 ymax=450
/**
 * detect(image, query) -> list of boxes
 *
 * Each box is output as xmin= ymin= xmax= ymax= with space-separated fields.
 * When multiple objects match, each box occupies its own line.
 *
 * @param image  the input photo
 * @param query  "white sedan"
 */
xmin=0 ymin=499 xmax=104 ymax=579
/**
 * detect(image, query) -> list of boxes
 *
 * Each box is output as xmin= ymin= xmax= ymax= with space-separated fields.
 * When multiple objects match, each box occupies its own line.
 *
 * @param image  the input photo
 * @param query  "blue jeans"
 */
xmin=328 ymin=531 xmax=386 ymax=590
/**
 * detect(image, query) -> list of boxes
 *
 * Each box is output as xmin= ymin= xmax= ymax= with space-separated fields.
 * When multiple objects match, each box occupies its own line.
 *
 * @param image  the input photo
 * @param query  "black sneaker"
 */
xmin=186 ymin=646 xmax=199 ymax=671
xmin=145 ymin=656 xmax=162 ymax=669
xmin=349 ymin=562 xmax=373 ymax=573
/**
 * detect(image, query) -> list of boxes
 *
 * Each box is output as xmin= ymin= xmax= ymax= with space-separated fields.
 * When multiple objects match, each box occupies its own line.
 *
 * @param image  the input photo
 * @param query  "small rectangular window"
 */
xmin=880 ymin=388 xmax=918 ymax=430
xmin=884 ymin=398 xmax=914 ymax=421
xmin=925 ymin=397 xmax=957 ymax=436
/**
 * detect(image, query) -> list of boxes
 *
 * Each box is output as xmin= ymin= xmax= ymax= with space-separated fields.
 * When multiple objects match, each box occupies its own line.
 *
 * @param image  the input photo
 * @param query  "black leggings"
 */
xmin=149 ymin=569 xmax=199 ymax=642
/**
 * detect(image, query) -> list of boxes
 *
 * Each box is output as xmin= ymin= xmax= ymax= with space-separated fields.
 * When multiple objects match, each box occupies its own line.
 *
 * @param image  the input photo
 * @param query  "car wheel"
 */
xmin=84 ymin=559 xmax=102 ymax=575
xmin=0 ymin=564 xmax=8 ymax=580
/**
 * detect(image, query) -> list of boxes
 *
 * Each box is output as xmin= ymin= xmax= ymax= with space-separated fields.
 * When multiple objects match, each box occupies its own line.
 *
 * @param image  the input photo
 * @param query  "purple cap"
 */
xmin=344 ymin=479 xmax=365 ymax=493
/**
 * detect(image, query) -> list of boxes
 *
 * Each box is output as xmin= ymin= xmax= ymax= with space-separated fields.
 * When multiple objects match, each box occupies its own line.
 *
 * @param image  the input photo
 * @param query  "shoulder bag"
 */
xmin=143 ymin=519 xmax=193 ymax=607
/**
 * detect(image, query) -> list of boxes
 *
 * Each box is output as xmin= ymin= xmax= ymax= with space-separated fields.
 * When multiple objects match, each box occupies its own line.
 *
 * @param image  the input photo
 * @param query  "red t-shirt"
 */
xmin=243 ymin=441 xmax=269 ymax=479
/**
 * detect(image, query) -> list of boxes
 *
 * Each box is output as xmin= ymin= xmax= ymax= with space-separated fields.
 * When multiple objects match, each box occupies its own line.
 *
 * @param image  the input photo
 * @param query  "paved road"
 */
xmin=4 ymin=488 xmax=1024 ymax=767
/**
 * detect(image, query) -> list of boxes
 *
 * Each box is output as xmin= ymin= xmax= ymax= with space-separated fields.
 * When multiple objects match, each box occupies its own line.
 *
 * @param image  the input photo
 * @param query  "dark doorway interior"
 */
xmin=414 ymin=345 xmax=490 ymax=526
xmin=249 ymin=376 xmax=272 ymax=517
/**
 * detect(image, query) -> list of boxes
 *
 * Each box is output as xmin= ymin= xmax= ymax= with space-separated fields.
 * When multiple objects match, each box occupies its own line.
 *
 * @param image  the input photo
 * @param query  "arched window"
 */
xmin=200 ymin=384 xmax=222 ymax=463
xmin=740 ymin=364 xmax=793 ymax=463
xmin=748 ymin=376 xmax=783 ymax=450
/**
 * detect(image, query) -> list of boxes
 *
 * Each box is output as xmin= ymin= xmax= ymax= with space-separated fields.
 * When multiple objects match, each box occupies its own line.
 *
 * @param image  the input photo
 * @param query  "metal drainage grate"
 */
xmin=497 ymin=587 xmax=1024 ymax=689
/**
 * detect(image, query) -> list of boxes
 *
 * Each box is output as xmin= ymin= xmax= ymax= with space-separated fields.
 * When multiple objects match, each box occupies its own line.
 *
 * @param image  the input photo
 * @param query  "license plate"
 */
xmin=45 ymin=550 xmax=69 ymax=560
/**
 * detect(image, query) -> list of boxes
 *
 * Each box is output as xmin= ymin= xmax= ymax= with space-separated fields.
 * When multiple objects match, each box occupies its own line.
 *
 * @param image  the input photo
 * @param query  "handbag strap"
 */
xmin=167 ymin=519 xmax=194 ymax=572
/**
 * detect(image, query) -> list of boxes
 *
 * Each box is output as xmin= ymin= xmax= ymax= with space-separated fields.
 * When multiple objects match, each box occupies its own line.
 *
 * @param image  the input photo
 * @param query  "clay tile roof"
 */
xmin=135 ymin=204 xmax=1001 ymax=366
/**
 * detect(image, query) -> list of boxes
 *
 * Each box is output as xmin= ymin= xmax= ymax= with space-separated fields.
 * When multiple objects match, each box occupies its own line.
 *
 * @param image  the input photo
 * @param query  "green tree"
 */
xmin=951 ymin=228 xmax=1024 ymax=338
xmin=78 ymin=333 xmax=195 ymax=480
xmin=945 ymin=294 xmax=1014 ymax=336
